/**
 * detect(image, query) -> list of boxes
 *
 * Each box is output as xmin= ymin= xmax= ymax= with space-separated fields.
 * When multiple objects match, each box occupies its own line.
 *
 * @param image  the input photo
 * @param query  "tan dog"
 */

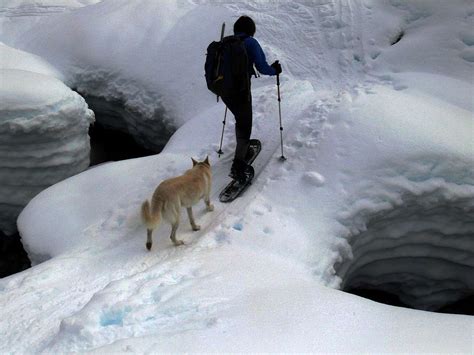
xmin=141 ymin=157 xmax=214 ymax=249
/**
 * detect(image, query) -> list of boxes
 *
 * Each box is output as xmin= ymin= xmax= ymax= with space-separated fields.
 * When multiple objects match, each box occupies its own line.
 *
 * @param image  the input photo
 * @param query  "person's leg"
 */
xmin=222 ymin=95 xmax=253 ymax=181
xmin=234 ymin=95 xmax=252 ymax=162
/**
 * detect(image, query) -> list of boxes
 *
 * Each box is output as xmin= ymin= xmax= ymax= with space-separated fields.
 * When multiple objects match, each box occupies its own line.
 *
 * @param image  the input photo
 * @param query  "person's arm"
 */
xmin=246 ymin=37 xmax=277 ymax=76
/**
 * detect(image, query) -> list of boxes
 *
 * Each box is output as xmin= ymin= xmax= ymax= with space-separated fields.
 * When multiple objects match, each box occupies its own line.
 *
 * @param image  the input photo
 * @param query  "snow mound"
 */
xmin=302 ymin=171 xmax=325 ymax=187
xmin=330 ymin=83 xmax=474 ymax=311
xmin=0 ymin=42 xmax=62 ymax=79
xmin=0 ymin=68 xmax=94 ymax=235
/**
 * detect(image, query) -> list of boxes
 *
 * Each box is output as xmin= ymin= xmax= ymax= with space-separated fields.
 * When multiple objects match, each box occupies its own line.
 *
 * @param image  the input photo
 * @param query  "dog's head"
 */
xmin=191 ymin=156 xmax=210 ymax=169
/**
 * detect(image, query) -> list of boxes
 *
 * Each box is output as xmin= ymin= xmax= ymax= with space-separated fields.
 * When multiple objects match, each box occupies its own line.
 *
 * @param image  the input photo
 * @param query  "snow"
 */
xmin=0 ymin=0 xmax=101 ymax=46
xmin=368 ymin=0 xmax=474 ymax=81
xmin=0 ymin=45 xmax=94 ymax=234
xmin=2 ymin=0 xmax=234 ymax=150
xmin=302 ymin=171 xmax=326 ymax=187
xmin=325 ymin=83 xmax=474 ymax=311
xmin=0 ymin=42 xmax=62 ymax=79
xmin=1 ymin=0 xmax=473 ymax=353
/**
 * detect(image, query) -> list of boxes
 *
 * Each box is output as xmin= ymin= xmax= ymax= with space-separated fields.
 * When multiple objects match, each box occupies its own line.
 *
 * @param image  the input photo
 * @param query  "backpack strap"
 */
xmin=235 ymin=34 xmax=259 ymax=79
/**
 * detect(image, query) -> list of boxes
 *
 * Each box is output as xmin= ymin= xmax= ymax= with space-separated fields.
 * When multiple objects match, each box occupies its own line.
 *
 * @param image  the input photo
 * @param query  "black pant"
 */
xmin=222 ymin=94 xmax=252 ymax=162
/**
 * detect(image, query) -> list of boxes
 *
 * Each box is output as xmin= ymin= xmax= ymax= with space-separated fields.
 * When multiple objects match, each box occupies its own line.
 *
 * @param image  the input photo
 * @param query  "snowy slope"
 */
xmin=0 ymin=0 xmax=101 ymax=46
xmin=1 ymin=0 xmax=473 ymax=353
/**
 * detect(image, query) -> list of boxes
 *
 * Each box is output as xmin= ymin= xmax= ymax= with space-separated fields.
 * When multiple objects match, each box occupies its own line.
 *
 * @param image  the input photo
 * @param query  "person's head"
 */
xmin=233 ymin=16 xmax=256 ymax=36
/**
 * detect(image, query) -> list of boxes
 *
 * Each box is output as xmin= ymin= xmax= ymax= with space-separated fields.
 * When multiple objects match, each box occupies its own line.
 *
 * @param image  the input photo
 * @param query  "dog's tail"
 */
xmin=141 ymin=199 xmax=162 ymax=230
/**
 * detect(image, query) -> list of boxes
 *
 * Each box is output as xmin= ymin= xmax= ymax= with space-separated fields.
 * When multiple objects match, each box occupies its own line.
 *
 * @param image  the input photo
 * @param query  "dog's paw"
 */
xmin=207 ymin=204 xmax=214 ymax=212
xmin=146 ymin=242 xmax=152 ymax=251
xmin=173 ymin=240 xmax=185 ymax=246
xmin=192 ymin=225 xmax=201 ymax=231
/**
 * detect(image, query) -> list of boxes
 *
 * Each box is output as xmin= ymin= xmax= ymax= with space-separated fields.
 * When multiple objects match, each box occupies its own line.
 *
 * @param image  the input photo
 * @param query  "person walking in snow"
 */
xmin=223 ymin=15 xmax=282 ymax=182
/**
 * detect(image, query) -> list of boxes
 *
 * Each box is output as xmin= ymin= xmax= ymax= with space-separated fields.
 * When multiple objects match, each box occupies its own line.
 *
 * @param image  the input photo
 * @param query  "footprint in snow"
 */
xmin=263 ymin=226 xmax=273 ymax=235
xmin=232 ymin=221 xmax=244 ymax=231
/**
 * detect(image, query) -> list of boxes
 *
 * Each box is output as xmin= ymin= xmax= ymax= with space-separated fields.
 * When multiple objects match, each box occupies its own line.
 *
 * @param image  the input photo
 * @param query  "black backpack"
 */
xmin=205 ymin=35 xmax=250 ymax=99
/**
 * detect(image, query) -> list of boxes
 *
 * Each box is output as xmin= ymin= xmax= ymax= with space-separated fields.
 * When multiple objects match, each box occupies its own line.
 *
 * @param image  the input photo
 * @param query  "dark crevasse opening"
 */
xmin=88 ymin=122 xmax=156 ymax=165
xmin=346 ymin=288 xmax=474 ymax=316
xmin=82 ymin=92 xmax=174 ymax=166
xmin=1 ymin=93 xmax=175 ymax=278
xmin=0 ymin=230 xmax=31 ymax=278
xmin=335 ymin=193 xmax=474 ymax=316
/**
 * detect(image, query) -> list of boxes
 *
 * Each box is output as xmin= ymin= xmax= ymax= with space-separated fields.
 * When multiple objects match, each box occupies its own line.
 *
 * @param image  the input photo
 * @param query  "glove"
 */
xmin=271 ymin=60 xmax=282 ymax=75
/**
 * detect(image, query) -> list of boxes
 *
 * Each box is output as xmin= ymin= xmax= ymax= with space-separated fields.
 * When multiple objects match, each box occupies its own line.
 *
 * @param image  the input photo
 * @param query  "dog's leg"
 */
xmin=170 ymin=222 xmax=184 ymax=246
xmin=204 ymin=194 xmax=214 ymax=212
xmin=146 ymin=229 xmax=153 ymax=250
xmin=186 ymin=207 xmax=201 ymax=231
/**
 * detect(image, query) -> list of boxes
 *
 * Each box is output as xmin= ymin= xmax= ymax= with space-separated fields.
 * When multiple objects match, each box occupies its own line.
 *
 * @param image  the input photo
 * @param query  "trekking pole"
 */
xmin=217 ymin=106 xmax=228 ymax=157
xmin=216 ymin=22 xmax=225 ymax=103
xmin=276 ymin=66 xmax=286 ymax=161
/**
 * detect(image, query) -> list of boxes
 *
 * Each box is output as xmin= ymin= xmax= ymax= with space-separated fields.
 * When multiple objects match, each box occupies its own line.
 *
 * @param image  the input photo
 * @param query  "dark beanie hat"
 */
xmin=234 ymin=16 xmax=256 ymax=36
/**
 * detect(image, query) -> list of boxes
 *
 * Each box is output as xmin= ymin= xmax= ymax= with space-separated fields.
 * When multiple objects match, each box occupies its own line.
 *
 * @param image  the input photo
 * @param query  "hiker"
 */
xmin=222 ymin=16 xmax=282 ymax=182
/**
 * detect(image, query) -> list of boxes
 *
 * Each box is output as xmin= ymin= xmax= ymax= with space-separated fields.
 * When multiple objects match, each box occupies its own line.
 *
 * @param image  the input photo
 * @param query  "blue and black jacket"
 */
xmin=236 ymin=33 xmax=277 ymax=77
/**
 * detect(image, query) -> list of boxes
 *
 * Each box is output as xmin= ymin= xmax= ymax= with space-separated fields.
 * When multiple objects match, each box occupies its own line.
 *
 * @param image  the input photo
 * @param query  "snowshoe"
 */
xmin=219 ymin=139 xmax=261 ymax=203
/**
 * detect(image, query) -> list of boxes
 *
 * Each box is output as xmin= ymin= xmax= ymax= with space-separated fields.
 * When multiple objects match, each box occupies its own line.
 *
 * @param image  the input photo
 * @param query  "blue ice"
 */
xmin=100 ymin=307 xmax=131 ymax=327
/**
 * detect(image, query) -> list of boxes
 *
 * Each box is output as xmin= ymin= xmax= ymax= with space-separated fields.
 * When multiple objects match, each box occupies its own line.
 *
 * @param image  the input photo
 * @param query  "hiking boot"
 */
xmin=229 ymin=159 xmax=245 ymax=180
xmin=238 ymin=164 xmax=254 ymax=183
xmin=229 ymin=159 xmax=253 ymax=183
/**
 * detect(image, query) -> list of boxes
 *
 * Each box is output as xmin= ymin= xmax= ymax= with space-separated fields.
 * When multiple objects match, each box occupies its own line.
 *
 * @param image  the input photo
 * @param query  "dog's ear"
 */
xmin=191 ymin=157 xmax=198 ymax=166
xmin=204 ymin=155 xmax=210 ymax=166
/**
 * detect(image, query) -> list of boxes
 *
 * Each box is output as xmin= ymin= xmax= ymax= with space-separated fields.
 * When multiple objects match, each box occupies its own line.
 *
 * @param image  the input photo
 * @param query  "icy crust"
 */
xmin=0 ymin=69 xmax=94 ymax=234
